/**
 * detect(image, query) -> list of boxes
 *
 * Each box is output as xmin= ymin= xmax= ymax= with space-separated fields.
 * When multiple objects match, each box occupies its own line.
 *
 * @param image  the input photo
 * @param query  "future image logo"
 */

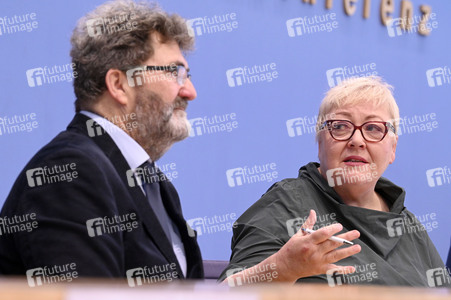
xmin=225 ymin=263 xmax=278 ymax=287
xmin=226 ymin=63 xmax=278 ymax=88
xmin=0 ymin=213 xmax=38 ymax=236
xmin=86 ymin=14 xmax=138 ymax=37
xmin=389 ymin=113 xmax=439 ymax=136
xmin=86 ymin=119 xmax=105 ymax=137
xmin=286 ymin=113 xmax=336 ymax=137
xmin=0 ymin=113 xmax=39 ymax=136
xmin=426 ymin=67 xmax=451 ymax=87
xmin=26 ymin=263 xmax=78 ymax=287
xmin=386 ymin=218 xmax=405 ymax=237
xmin=126 ymin=263 xmax=178 ymax=287
xmin=226 ymin=163 xmax=278 ymax=188
xmin=386 ymin=212 xmax=437 ymax=239
xmin=86 ymin=213 xmax=138 ymax=237
xmin=186 ymin=13 xmax=238 ymax=37
xmin=286 ymin=117 xmax=317 ymax=137
xmin=186 ymin=213 xmax=237 ymax=237
xmin=225 ymin=267 xmax=245 ymax=287
xmin=286 ymin=218 xmax=303 ymax=237
xmin=387 ymin=13 xmax=438 ymax=37
xmin=188 ymin=113 xmax=238 ymax=138
xmin=125 ymin=64 xmax=178 ymax=87
xmin=426 ymin=267 xmax=451 ymax=287
xmin=326 ymin=63 xmax=377 ymax=88
xmin=326 ymin=263 xmax=378 ymax=286
xmin=286 ymin=213 xmax=337 ymax=236
xmin=0 ymin=13 xmax=38 ymax=36
xmin=325 ymin=164 xmax=378 ymax=187
xmin=286 ymin=13 xmax=338 ymax=37
xmin=25 ymin=163 xmax=78 ymax=188
xmin=386 ymin=18 xmax=403 ymax=37
xmin=426 ymin=167 xmax=450 ymax=187
xmin=26 ymin=63 xmax=77 ymax=88
xmin=126 ymin=66 xmax=146 ymax=87
xmin=326 ymin=168 xmax=345 ymax=187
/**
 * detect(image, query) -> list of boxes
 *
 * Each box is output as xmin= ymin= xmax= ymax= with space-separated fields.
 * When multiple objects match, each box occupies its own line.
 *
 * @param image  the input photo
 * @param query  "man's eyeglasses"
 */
xmin=319 ymin=120 xmax=396 ymax=142
xmin=145 ymin=65 xmax=191 ymax=86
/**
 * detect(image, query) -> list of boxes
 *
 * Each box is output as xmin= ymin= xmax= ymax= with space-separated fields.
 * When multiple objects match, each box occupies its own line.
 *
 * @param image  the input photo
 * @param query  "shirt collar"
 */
xmin=80 ymin=110 xmax=150 ymax=170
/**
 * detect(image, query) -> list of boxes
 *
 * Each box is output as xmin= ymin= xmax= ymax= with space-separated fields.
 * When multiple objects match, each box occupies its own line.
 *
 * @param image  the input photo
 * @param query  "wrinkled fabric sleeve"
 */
xmin=218 ymin=180 xmax=307 ymax=282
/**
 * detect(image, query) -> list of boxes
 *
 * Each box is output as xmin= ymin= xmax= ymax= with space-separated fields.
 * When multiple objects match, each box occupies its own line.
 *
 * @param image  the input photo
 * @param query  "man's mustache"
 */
xmin=173 ymin=97 xmax=188 ymax=111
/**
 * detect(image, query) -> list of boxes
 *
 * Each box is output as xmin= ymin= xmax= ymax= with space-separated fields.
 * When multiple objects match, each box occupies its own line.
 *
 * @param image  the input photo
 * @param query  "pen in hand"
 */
xmin=301 ymin=228 xmax=354 ymax=245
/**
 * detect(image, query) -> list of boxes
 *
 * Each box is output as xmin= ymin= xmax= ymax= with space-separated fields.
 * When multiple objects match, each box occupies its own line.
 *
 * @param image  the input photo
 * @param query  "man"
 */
xmin=0 ymin=0 xmax=203 ymax=281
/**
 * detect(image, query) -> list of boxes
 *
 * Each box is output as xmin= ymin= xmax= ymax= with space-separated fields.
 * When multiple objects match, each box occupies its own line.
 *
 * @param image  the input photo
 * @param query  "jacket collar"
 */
xmin=300 ymin=162 xmax=407 ymax=259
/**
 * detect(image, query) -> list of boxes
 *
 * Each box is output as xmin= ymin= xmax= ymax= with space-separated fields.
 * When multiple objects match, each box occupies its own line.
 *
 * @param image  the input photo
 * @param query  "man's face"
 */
xmin=129 ymin=34 xmax=197 ymax=161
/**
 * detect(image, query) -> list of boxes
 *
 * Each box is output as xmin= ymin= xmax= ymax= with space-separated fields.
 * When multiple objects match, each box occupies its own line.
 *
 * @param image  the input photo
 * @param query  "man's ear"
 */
xmin=105 ymin=69 xmax=132 ymax=106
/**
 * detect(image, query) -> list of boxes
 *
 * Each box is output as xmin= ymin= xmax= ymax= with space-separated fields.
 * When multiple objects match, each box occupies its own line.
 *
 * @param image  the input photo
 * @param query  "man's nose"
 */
xmin=178 ymin=78 xmax=197 ymax=101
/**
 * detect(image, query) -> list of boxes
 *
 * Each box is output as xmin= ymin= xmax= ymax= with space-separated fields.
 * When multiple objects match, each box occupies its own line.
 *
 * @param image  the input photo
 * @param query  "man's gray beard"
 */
xmin=131 ymin=89 xmax=190 ymax=161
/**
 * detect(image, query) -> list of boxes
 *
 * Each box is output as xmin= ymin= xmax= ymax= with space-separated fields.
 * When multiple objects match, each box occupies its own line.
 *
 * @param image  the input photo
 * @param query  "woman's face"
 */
xmin=318 ymin=102 xmax=398 ymax=187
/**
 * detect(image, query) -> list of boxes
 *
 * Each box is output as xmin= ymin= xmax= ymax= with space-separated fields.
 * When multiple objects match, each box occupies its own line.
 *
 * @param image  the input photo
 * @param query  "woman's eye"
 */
xmin=366 ymin=124 xmax=383 ymax=132
xmin=333 ymin=122 xmax=351 ymax=130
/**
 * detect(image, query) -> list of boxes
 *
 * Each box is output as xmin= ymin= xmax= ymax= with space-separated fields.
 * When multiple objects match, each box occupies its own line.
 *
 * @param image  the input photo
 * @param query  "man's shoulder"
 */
xmin=28 ymin=127 xmax=107 ymax=168
xmin=1 ymin=124 xmax=128 ymax=218
xmin=4 ymin=124 xmax=116 ymax=205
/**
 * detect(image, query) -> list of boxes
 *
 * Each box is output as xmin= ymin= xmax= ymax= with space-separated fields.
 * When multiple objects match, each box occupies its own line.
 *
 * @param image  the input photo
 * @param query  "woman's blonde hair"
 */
xmin=316 ymin=76 xmax=400 ymax=141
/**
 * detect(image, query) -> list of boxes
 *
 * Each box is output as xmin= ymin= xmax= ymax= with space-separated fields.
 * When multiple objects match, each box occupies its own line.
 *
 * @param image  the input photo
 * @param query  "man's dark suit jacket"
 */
xmin=0 ymin=113 xmax=204 ymax=279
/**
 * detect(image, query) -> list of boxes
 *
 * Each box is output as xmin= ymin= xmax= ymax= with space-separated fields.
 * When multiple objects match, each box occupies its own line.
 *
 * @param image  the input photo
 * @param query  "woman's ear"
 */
xmin=389 ymin=134 xmax=398 ymax=164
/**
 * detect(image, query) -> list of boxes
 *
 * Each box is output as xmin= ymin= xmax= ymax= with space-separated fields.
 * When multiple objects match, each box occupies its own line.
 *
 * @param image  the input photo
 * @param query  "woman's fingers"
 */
xmin=283 ymin=210 xmax=363 ymax=279
xmin=324 ymin=244 xmax=362 ymax=264
xmin=305 ymin=223 xmax=344 ymax=244
xmin=319 ymin=229 xmax=360 ymax=253
xmin=277 ymin=217 xmax=362 ymax=280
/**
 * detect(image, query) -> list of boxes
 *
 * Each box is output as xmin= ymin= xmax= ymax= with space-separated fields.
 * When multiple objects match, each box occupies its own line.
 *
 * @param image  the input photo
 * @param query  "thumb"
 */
xmin=300 ymin=209 xmax=317 ymax=235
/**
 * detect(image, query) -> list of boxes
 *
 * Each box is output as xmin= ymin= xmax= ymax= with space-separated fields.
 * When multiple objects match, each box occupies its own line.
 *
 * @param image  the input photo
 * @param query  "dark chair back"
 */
xmin=203 ymin=260 xmax=228 ymax=281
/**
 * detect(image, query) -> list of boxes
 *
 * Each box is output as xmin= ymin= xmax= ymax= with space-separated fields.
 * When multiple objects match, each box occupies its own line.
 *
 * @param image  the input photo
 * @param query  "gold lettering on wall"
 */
xmin=344 ymin=0 xmax=358 ymax=16
xmin=400 ymin=0 xmax=413 ymax=30
xmin=300 ymin=0 xmax=432 ymax=36
xmin=363 ymin=0 xmax=371 ymax=19
xmin=326 ymin=0 xmax=334 ymax=9
xmin=380 ymin=0 xmax=395 ymax=26
xmin=418 ymin=5 xmax=431 ymax=36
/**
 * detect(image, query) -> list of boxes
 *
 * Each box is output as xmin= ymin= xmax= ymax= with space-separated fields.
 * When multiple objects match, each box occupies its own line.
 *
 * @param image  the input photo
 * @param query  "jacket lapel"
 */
xmin=158 ymin=173 xmax=204 ymax=278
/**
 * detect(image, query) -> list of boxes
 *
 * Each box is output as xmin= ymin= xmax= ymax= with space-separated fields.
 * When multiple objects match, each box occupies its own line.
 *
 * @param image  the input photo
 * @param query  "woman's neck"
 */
xmin=334 ymin=184 xmax=389 ymax=212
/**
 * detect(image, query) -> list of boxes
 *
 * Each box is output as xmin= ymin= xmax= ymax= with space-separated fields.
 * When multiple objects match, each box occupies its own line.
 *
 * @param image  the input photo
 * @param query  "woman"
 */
xmin=219 ymin=77 xmax=448 ymax=287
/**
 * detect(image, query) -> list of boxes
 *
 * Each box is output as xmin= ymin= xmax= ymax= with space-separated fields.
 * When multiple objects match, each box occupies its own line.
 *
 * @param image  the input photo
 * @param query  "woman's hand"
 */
xmin=274 ymin=209 xmax=361 ymax=282
xmin=223 ymin=209 xmax=361 ymax=285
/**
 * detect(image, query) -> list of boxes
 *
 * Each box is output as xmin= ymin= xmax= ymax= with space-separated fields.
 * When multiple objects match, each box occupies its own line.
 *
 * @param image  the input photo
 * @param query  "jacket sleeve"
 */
xmin=7 ymin=147 xmax=128 ymax=277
